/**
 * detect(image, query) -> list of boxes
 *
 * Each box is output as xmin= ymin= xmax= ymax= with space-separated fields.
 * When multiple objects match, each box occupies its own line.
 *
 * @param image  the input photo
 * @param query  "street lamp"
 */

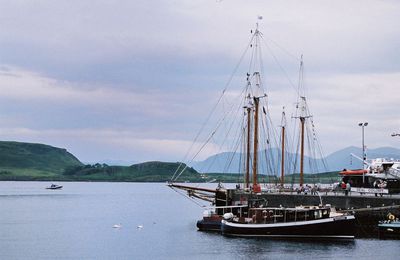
xmin=358 ymin=122 xmax=368 ymax=184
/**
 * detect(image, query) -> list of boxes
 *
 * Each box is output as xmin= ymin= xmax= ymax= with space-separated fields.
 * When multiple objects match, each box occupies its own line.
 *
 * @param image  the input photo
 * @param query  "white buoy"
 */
xmin=112 ymin=224 xmax=122 ymax=228
xmin=137 ymin=225 xmax=143 ymax=229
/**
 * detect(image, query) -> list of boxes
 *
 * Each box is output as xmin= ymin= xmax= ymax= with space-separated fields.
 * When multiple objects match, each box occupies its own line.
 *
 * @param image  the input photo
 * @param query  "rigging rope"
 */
xmin=169 ymin=186 xmax=208 ymax=208
xmin=172 ymin=24 xmax=328 ymax=187
xmin=259 ymin=34 xmax=299 ymax=96
xmin=173 ymin=84 xmax=248 ymax=181
xmin=171 ymin=32 xmax=256 ymax=181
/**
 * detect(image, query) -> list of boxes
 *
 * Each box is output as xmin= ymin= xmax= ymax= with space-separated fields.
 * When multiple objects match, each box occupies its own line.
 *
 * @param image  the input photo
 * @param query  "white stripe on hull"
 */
xmin=221 ymin=216 xmax=355 ymax=239
xmin=224 ymin=234 xmax=355 ymax=239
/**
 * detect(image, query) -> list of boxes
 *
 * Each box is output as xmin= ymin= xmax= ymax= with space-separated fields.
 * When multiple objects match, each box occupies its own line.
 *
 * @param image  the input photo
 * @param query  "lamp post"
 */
xmin=358 ymin=122 xmax=368 ymax=184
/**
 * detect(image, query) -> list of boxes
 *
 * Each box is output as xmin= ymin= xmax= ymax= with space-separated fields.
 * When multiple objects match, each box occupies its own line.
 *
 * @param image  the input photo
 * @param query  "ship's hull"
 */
xmin=196 ymin=218 xmax=222 ymax=232
xmin=221 ymin=215 xmax=355 ymax=239
xmin=378 ymin=222 xmax=400 ymax=239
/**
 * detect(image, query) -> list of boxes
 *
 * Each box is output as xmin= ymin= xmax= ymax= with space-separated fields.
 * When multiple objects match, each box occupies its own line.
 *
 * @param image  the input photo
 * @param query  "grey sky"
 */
xmin=0 ymin=0 xmax=399 ymax=164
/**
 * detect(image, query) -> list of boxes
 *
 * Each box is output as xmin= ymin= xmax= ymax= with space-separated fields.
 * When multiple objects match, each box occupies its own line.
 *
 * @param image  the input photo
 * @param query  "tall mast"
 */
xmin=296 ymin=96 xmax=311 ymax=187
xmin=295 ymin=57 xmax=311 ymax=187
xmin=245 ymin=106 xmax=251 ymax=188
xmin=249 ymin=20 xmax=265 ymax=192
xmin=299 ymin=116 xmax=305 ymax=187
xmin=281 ymin=125 xmax=285 ymax=186
xmin=252 ymin=96 xmax=259 ymax=188
xmin=280 ymin=109 xmax=286 ymax=186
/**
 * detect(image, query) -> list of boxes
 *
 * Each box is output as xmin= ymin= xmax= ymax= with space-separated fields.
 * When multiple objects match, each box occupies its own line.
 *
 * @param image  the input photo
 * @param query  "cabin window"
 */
xmin=297 ymin=211 xmax=305 ymax=221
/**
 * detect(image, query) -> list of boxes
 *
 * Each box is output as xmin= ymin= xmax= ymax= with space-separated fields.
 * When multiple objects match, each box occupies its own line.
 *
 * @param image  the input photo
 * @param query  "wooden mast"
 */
xmin=299 ymin=116 xmax=305 ymax=187
xmin=297 ymin=57 xmax=308 ymax=188
xmin=280 ymin=108 xmax=286 ymax=186
xmin=293 ymin=96 xmax=310 ymax=188
xmin=245 ymin=107 xmax=251 ymax=189
xmin=252 ymin=97 xmax=259 ymax=190
xmin=281 ymin=124 xmax=285 ymax=186
xmin=249 ymin=26 xmax=264 ymax=193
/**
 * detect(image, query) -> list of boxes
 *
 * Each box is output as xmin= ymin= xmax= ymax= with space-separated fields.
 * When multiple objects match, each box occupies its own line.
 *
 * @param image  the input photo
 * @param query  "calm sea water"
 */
xmin=0 ymin=182 xmax=399 ymax=260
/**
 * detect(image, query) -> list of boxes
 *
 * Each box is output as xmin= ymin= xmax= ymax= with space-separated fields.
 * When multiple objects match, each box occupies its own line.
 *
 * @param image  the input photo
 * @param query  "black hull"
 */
xmin=197 ymin=219 xmax=221 ymax=232
xmin=378 ymin=223 xmax=400 ymax=240
xmin=221 ymin=216 xmax=355 ymax=239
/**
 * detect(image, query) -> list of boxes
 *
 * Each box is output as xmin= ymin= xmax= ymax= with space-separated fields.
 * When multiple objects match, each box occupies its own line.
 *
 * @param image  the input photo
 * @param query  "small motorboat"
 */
xmin=46 ymin=183 xmax=63 ymax=190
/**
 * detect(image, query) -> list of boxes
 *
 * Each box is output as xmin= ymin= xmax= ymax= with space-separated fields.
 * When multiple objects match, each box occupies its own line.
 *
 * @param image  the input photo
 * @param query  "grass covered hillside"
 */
xmin=63 ymin=161 xmax=200 ymax=182
xmin=0 ymin=141 xmax=200 ymax=182
xmin=0 ymin=141 xmax=83 ymax=180
xmin=0 ymin=141 xmax=82 ymax=171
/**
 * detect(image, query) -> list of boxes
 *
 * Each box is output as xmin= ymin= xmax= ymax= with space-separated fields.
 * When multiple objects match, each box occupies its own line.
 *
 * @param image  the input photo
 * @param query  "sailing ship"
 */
xmin=168 ymin=21 xmax=356 ymax=238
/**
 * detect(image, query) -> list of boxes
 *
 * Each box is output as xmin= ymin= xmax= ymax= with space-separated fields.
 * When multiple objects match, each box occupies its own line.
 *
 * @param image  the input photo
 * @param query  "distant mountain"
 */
xmin=0 ymin=141 xmax=83 ymax=173
xmin=191 ymin=148 xmax=325 ymax=174
xmin=326 ymin=146 xmax=400 ymax=171
xmin=191 ymin=146 xmax=400 ymax=174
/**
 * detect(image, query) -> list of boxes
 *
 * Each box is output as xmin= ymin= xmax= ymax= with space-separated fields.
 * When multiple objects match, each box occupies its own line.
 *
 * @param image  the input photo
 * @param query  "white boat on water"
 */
xmin=46 ymin=183 xmax=63 ymax=190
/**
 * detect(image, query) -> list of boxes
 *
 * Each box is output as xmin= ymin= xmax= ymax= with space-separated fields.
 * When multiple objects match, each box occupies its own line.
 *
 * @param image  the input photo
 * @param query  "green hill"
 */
xmin=0 ymin=141 xmax=83 ymax=180
xmin=63 ymin=161 xmax=200 ymax=182
xmin=0 ymin=141 xmax=200 ymax=181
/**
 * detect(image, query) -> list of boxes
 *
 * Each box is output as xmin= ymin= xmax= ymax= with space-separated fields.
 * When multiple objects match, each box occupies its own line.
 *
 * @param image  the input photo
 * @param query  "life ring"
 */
xmin=388 ymin=214 xmax=395 ymax=221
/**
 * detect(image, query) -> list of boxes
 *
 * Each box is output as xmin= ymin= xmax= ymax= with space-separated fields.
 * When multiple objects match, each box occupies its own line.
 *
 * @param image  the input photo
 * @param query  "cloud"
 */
xmin=0 ymin=66 xmax=222 ymax=161
xmin=2 ymin=1 xmax=399 ymax=85
xmin=304 ymin=72 xmax=400 ymax=153
xmin=0 ymin=1 xmax=399 ymax=163
xmin=0 ymin=65 xmax=214 ymax=128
